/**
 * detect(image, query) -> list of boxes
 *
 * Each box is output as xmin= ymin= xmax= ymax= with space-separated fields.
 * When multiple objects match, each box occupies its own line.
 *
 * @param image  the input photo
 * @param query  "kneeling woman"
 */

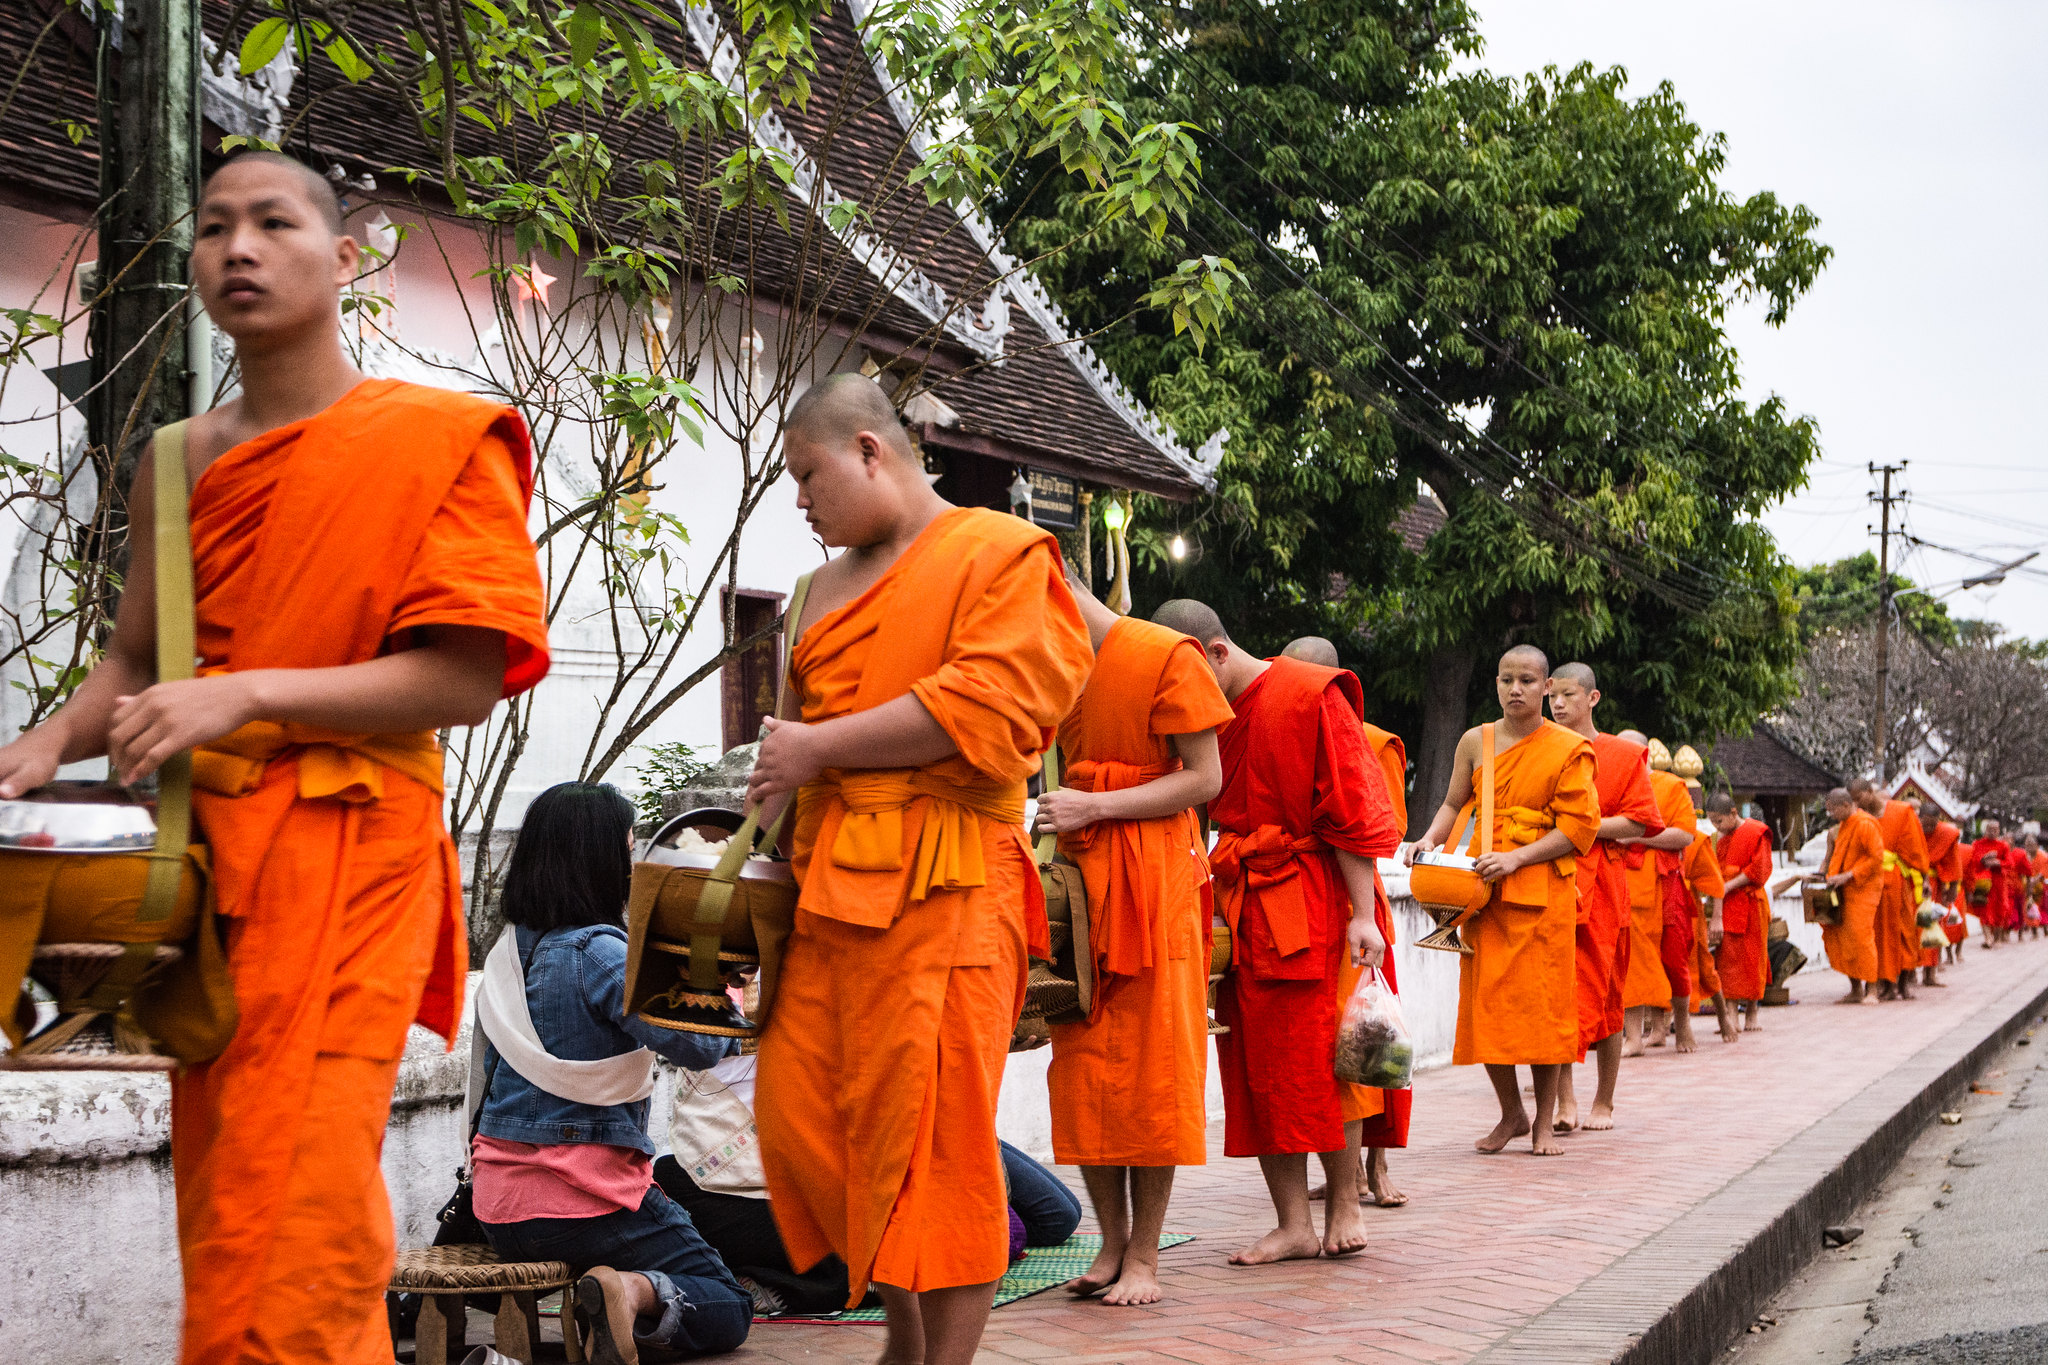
xmin=473 ymin=782 xmax=750 ymax=1362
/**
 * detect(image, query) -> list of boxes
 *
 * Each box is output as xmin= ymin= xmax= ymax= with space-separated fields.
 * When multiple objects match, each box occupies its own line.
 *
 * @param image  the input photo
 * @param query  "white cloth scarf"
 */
xmin=466 ymin=931 xmax=657 ymax=1137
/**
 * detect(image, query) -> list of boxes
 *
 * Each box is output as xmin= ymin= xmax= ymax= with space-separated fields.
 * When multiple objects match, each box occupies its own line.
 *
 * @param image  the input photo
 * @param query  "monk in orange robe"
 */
xmin=1412 ymin=645 xmax=1600 ymax=1157
xmin=2027 ymin=835 xmax=2048 ymax=940
xmin=1815 ymin=788 xmax=1886 ymax=1004
xmin=1677 ymin=815 xmax=1734 ymax=1045
xmin=1962 ymin=819 xmax=2016 ymax=946
xmin=1039 ymin=576 xmax=1230 ymax=1307
xmin=1150 ymin=604 xmax=1397 ymax=1263
xmin=1852 ymin=778 xmax=1931 ymax=1001
xmin=1282 ymin=636 xmax=1410 ymax=1209
xmin=1705 ymin=793 xmax=1775 ymax=1027
xmin=1920 ymin=801 xmax=1965 ymax=970
xmin=1612 ymin=729 xmax=1704 ymax=1054
xmin=747 ymin=374 xmax=1090 ymax=1362
xmin=1543 ymin=666 xmax=1657 ymax=1133
xmin=0 ymin=153 xmax=549 ymax=1365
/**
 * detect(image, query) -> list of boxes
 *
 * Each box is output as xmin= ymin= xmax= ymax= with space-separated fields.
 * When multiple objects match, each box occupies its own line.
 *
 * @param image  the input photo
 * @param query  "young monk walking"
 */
xmin=745 ymin=373 xmax=1091 ymax=1364
xmin=1613 ymin=728 xmax=1704 ymax=1054
xmin=1149 ymin=603 xmax=1399 ymax=1262
xmin=1921 ymin=801 xmax=1965 ymax=971
xmin=1963 ymin=819 xmax=2014 ymax=947
xmin=0 ymin=152 xmax=550 ymax=1363
xmin=1705 ymin=794 xmax=1776 ymax=1026
xmin=1816 ymin=788 xmax=1886 ymax=1004
xmin=1410 ymin=646 xmax=1599 ymax=1157
xmin=1038 ymin=570 xmax=1231 ymax=1306
xmin=1281 ymin=636 xmax=1410 ymax=1209
xmin=1673 ymin=801 xmax=1732 ymax=1048
xmin=1542 ymin=665 xmax=1656 ymax=1133
xmin=1852 ymin=778 xmax=1931 ymax=1001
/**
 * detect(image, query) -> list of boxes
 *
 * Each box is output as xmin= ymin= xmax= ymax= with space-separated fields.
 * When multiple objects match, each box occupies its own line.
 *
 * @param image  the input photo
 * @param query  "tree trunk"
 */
xmin=1409 ymin=641 xmax=1477 ymax=839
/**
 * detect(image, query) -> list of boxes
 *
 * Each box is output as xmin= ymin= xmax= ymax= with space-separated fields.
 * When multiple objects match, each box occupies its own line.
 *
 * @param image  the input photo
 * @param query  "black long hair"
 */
xmin=501 ymin=782 xmax=637 ymax=934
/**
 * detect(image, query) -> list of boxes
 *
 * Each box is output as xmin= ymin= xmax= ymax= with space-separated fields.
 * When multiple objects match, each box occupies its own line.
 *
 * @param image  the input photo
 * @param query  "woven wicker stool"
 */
xmin=389 ymin=1244 xmax=582 ymax=1365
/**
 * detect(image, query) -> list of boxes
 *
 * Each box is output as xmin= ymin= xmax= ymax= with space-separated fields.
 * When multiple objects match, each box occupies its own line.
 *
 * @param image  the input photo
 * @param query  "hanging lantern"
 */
xmin=1007 ymin=469 xmax=1033 ymax=520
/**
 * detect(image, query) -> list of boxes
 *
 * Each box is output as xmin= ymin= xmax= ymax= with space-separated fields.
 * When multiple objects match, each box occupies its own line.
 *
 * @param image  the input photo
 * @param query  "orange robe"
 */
xmin=1452 ymin=721 xmax=1600 ymax=1067
xmin=1824 ymin=810 xmax=1886 ymax=983
xmin=1623 ymin=770 xmax=1696 ymax=1008
xmin=1341 ymin=723 xmax=1411 ymax=1146
xmin=1048 ymin=617 xmax=1232 ymax=1166
xmin=1576 ymin=734 xmax=1661 ymax=1052
xmin=756 ymin=508 xmax=1089 ymax=1305
xmin=1681 ymin=830 xmax=1727 ymax=1006
xmin=170 ymin=379 xmax=549 ymax=1365
xmin=1963 ymin=838 xmax=2016 ymax=929
xmin=1210 ymin=658 xmax=1401 ymax=1157
xmin=1713 ymin=817 xmax=1774 ymax=1002
xmin=1873 ymin=800 xmax=1931 ymax=983
xmin=1927 ymin=822 xmax=1965 ymax=948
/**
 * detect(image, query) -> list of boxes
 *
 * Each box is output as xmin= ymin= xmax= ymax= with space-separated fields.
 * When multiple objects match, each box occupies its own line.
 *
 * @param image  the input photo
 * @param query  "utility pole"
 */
xmin=89 ymin=0 xmax=201 ymax=515
xmin=1869 ymin=462 xmax=1907 ymax=782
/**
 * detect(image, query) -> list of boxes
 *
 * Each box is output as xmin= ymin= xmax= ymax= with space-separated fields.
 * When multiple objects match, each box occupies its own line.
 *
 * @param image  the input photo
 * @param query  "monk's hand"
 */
xmin=1033 ymin=788 xmax=1102 ymax=835
xmin=107 ymin=676 xmax=259 ymax=785
xmin=748 ymin=716 xmax=826 ymax=808
xmin=1347 ymin=911 xmax=1386 ymax=968
xmin=1825 ymin=871 xmax=1853 ymax=889
xmin=1403 ymin=839 xmax=1438 ymax=867
xmin=0 ymin=730 xmax=65 ymax=799
xmin=1474 ymin=848 xmax=1524 ymax=882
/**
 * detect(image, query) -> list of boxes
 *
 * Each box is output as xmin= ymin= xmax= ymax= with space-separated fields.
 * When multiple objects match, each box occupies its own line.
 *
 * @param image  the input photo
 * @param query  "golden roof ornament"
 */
xmin=1671 ymin=744 xmax=1705 ymax=780
xmin=1646 ymin=739 xmax=1673 ymax=771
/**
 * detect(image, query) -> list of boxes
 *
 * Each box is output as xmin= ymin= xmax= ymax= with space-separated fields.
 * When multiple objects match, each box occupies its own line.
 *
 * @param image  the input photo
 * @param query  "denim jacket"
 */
xmin=475 ymin=923 xmax=732 ymax=1155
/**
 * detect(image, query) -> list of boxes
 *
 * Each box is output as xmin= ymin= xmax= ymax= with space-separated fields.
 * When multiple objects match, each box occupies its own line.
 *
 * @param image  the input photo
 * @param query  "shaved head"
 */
xmin=202 ymin=151 xmax=345 ymax=234
xmin=1501 ymin=644 xmax=1550 ymax=678
xmin=1153 ymin=599 xmax=1228 ymax=644
xmin=1616 ymin=729 xmax=1648 ymax=746
xmin=1281 ymin=636 xmax=1340 ymax=667
xmin=1825 ymin=787 xmax=1853 ymax=811
xmin=786 ymin=373 xmax=915 ymax=459
xmin=1554 ymin=661 xmax=1597 ymax=691
xmin=1704 ymin=791 xmax=1736 ymax=815
xmin=1847 ymin=777 xmax=1876 ymax=796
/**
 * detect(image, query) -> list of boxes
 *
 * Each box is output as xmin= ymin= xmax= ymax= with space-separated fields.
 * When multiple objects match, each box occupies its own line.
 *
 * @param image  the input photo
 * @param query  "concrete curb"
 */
xmin=1471 ymin=967 xmax=2048 ymax=1365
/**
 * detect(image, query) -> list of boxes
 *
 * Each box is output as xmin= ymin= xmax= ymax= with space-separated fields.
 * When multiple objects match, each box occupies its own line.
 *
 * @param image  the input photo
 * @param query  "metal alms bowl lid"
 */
xmin=0 ymin=781 xmax=158 ymax=854
xmin=640 ymin=808 xmax=794 ymax=884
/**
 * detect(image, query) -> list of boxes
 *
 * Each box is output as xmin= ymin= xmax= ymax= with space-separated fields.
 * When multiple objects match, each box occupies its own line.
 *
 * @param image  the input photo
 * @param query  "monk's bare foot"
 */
xmin=1621 ymin=1034 xmax=1646 ymax=1058
xmin=1857 ymin=994 xmax=1880 ymax=1007
xmin=1322 ymin=1201 xmax=1368 ymax=1258
xmin=1716 ymin=1006 xmax=1739 ymax=1043
xmin=1584 ymin=1101 xmax=1615 ymax=1132
xmin=1229 ymin=1227 xmax=1322 ymax=1266
xmin=1306 ymin=1183 xmax=1328 ymax=1201
xmin=1877 ymin=983 xmax=1897 ymax=1002
xmin=1553 ymin=1098 xmax=1580 ymax=1133
xmin=1101 ymin=1264 xmax=1163 ymax=1306
xmin=1531 ymin=1127 xmax=1565 ymax=1156
xmin=1067 ymin=1244 xmax=1121 ymax=1296
xmin=1673 ymin=1015 xmax=1697 ymax=1053
xmin=1476 ymin=1112 xmax=1532 ymax=1154
xmin=1835 ymin=992 xmax=1864 ymax=1005
xmin=1365 ymin=1151 xmax=1407 ymax=1208
xmin=1746 ymin=1012 xmax=1764 ymax=1029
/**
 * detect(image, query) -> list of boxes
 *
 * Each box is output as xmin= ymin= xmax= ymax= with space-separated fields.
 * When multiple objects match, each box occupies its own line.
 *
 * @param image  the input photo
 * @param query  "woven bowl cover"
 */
xmin=388 ymin=1244 xmax=575 ymax=1291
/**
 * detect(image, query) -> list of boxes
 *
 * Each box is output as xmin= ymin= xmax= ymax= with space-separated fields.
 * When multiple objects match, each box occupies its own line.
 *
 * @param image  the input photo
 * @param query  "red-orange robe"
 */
xmin=1680 ymin=829 xmax=1726 ymax=1004
xmin=1825 ymin=810 xmax=1886 ymax=982
xmin=1048 ymin=617 xmax=1232 ymax=1167
xmin=2031 ymin=851 xmax=2048 ymax=924
xmin=1714 ymin=817 xmax=1774 ymax=1002
xmin=756 ymin=508 xmax=1089 ymax=1305
xmin=1928 ymin=821 xmax=1966 ymax=950
xmin=171 ymin=379 xmax=549 ymax=1365
xmin=1210 ymin=657 xmax=1400 ymax=1157
xmin=1962 ymin=838 xmax=2013 ymax=930
xmin=1622 ymin=768 xmax=1693 ymax=1011
xmin=1343 ymin=723 xmax=1411 ymax=1148
xmin=1452 ymin=721 xmax=1600 ymax=1067
xmin=1576 ymin=734 xmax=1661 ymax=1052
xmin=1873 ymin=800 xmax=1931 ymax=983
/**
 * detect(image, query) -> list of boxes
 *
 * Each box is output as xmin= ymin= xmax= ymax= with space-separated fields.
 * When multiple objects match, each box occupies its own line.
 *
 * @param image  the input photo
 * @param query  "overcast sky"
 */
xmin=1465 ymin=1 xmax=2048 ymax=640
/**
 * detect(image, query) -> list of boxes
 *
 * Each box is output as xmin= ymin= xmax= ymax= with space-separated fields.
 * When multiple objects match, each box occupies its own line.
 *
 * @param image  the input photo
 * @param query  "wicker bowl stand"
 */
xmin=388 ymin=1244 xmax=582 ymax=1364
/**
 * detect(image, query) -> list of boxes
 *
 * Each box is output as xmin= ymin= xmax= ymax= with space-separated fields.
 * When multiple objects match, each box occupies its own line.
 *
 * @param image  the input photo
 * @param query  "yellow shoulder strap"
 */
xmin=143 ymin=420 xmax=195 ymax=919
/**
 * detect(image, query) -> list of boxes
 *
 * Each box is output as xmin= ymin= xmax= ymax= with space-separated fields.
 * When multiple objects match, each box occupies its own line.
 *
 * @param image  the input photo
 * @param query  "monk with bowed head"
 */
xmin=1707 ymin=793 xmax=1776 ymax=1027
xmin=1814 ymin=788 xmax=1887 ymax=1004
xmin=1037 ymin=567 xmax=1231 ymax=1307
xmin=1668 ymin=791 xmax=1731 ymax=1047
xmin=1410 ymin=645 xmax=1600 ymax=1157
xmin=0 ymin=152 xmax=550 ymax=1364
xmin=745 ymin=373 xmax=1092 ymax=1365
xmin=1281 ymin=635 xmax=1410 ymax=1210
xmin=1612 ymin=728 xmax=1705 ymax=1055
xmin=1851 ymin=777 xmax=1931 ymax=1002
xmin=1919 ymin=800 xmax=1965 ymax=971
xmin=1962 ymin=818 xmax=2013 ymax=947
xmin=1542 ymin=665 xmax=1658 ymax=1133
xmin=1149 ymin=602 xmax=1400 ymax=1263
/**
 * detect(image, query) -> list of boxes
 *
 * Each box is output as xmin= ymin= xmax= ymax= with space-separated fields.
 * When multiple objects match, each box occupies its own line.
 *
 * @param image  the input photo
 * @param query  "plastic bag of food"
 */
xmin=1333 ymin=967 xmax=1413 ymax=1090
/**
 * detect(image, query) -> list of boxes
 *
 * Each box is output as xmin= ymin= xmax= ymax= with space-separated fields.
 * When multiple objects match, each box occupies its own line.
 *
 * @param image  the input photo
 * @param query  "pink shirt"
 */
xmin=471 ymin=1136 xmax=653 ymax=1223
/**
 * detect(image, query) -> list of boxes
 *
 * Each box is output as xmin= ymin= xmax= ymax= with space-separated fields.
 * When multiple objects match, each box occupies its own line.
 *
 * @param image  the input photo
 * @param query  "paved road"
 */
xmin=1733 ymin=1014 xmax=2048 ymax=1364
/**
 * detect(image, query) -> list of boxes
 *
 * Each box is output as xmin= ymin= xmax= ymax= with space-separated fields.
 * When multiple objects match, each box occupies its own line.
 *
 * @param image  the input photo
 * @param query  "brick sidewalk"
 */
xmin=732 ymin=944 xmax=2048 ymax=1365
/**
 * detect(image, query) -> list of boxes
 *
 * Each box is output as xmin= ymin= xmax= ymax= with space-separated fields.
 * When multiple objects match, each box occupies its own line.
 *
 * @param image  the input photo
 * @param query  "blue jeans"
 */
xmin=481 ymin=1185 xmax=751 ymax=1356
xmin=1000 ymin=1140 xmax=1082 ymax=1247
